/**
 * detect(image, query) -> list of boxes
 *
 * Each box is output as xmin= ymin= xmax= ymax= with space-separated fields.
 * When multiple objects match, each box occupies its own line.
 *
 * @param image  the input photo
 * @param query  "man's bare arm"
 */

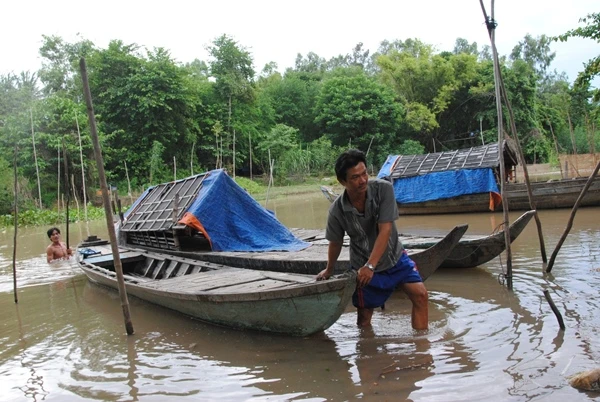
xmin=316 ymin=241 xmax=343 ymax=280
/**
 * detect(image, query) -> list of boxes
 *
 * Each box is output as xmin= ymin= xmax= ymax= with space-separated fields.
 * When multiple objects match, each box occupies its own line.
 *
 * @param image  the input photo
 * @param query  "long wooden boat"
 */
xmin=377 ymin=142 xmax=600 ymax=215
xmin=76 ymin=242 xmax=356 ymax=337
xmin=150 ymin=223 xmax=467 ymax=280
xmin=390 ymin=179 xmax=600 ymax=215
xmin=116 ymin=169 xmax=468 ymax=280
xmin=320 ymin=186 xmax=536 ymax=268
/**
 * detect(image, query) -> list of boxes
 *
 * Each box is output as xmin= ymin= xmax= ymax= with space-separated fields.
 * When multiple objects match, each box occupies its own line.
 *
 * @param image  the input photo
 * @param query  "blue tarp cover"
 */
xmin=378 ymin=166 xmax=499 ymax=204
xmin=184 ymin=170 xmax=310 ymax=252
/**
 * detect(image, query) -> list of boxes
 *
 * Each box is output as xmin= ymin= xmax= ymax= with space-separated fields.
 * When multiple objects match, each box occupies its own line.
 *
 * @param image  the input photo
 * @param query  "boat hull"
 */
xmin=397 ymin=210 xmax=536 ymax=268
xmin=78 ymin=249 xmax=356 ymax=337
xmin=396 ymin=178 xmax=600 ymax=215
xmin=126 ymin=225 xmax=468 ymax=281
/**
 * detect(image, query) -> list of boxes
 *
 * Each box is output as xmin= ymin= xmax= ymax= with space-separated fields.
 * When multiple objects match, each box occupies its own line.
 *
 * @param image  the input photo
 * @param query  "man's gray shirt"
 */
xmin=325 ymin=179 xmax=403 ymax=272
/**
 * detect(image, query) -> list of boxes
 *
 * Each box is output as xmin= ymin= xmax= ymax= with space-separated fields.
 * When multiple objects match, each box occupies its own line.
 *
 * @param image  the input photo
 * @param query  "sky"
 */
xmin=1 ymin=0 xmax=598 ymax=84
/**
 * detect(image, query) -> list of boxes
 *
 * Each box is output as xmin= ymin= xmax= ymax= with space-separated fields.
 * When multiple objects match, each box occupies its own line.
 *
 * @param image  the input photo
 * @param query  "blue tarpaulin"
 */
xmin=182 ymin=170 xmax=310 ymax=252
xmin=378 ymin=167 xmax=499 ymax=204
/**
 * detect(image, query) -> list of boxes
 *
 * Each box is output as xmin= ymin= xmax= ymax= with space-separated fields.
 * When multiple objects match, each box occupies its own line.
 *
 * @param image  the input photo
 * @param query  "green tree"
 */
xmin=87 ymin=41 xmax=199 ymax=181
xmin=207 ymin=34 xmax=255 ymax=171
xmin=314 ymin=68 xmax=403 ymax=161
xmin=555 ymin=12 xmax=600 ymax=101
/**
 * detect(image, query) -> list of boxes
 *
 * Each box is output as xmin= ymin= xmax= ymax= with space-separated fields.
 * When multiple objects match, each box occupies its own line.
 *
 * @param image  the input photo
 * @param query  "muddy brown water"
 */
xmin=1 ymin=192 xmax=599 ymax=401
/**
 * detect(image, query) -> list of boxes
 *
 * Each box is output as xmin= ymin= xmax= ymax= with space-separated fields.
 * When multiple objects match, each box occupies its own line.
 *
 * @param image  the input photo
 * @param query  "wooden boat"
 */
xmin=377 ymin=141 xmax=600 ymax=215
xmin=320 ymin=186 xmax=535 ymax=268
xmin=115 ymin=169 xmax=468 ymax=280
xmin=160 ymin=223 xmax=467 ymax=280
xmin=76 ymin=242 xmax=356 ymax=337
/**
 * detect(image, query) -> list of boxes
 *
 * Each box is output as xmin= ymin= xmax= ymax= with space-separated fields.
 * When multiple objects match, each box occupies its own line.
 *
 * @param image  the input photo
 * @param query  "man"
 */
xmin=316 ymin=149 xmax=428 ymax=330
xmin=46 ymin=227 xmax=73 ymax=263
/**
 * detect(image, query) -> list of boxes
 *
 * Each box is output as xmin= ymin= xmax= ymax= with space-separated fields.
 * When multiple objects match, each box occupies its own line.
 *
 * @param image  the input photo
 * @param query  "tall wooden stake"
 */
xmin=57 ymin=146 xmax=61 ymax=216
xmin=12 ymin=144 xmax=18 ymax=304
xmin=233 ymin=129 xmax=236 ymax=179
xmin=75 ymin=112 xmax=88 ymax=221
xmin=190 ymin=141 xmax=195 ymax=176
xmin=80 ymin=57 xmax=134 ymax=335
xmin=480 ymin=0 xmax=547 ymax=267
xmin=124 ymin=161 xmax=133 ymax=205
xmin=249 ymin=132 xmax=253 ymax=180
xmin=480 ymin=0 xmax=512 ymax=288
xmin=30 ymin=109 xmax=42 ymax=209
xmin=63 ymin=140 xmax=70 ymax=249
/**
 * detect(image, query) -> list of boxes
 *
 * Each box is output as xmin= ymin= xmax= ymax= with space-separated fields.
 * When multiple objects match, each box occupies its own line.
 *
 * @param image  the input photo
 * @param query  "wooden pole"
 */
xmin=63 ymin=140 xmax=70 ymax=249
xmin=543 ymin=290 xmax=565 ymax=330
xmin=172 ymin=193 xmax=180 ymax=250
xmin=124 ymin=161 xmax=133 ymax=205
xmin=173 ymin=156 xmax=177 ymax=181
xmin=480 ymin=0 xmax=513 ymax=288
xmin=12 ymin=144 xmax=18 ymax=304
xmin=548 ymin=121 xmax=564 ymax=178
xmin=546 ymin=159 xmax=600 ymax=273
xmin=75 ymin=112 xmax=88 ymax=221
xmin=190 ymin=141 xmax=195 ymax=176
xmin=249 ymin=132 xmax=253 ymax=180
xmin=57 ymin=146 xmax=61 ymax=217
xmin=497 ymin=73 xmax=547 ymax=264
xmin=80 ymin=57 xmax=134 ymax=335
xmin=30 ymin=109 xmax=42 ymax=209
xmin=71 ymin=174 xmax=80 ymax=222
xmin=265 ymin=149 xmax=274 ymax=208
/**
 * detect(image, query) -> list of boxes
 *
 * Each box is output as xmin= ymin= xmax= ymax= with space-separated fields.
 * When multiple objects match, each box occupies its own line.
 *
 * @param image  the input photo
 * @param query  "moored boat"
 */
xmin=320 ymin=185 xmax=536 ymax=268
xmin=116 ymin=169 xmax=468 ymax=280
xmin=377 ymin=141 xmax=600 ymax=215
xmin=76 ymin=242 xmax=356 ymax=336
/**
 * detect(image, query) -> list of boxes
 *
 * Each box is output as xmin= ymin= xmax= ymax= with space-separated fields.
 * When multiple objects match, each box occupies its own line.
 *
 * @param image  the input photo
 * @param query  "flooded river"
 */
xmin=1 ymin=192 xmax=599 ymax=401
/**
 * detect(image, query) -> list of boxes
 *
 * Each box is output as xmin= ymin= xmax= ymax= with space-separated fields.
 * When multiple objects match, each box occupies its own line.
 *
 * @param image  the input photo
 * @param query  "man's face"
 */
xmin=50 ymin=230 xmax=61 ymax=242
xmin=341 ymin=162 xmax=368 ymax=194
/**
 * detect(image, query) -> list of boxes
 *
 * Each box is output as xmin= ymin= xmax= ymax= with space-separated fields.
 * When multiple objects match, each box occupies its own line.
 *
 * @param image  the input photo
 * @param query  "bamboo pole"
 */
xmin=548 ymin=121 xmax=564 ymax=178
xmin=172 ymin=193 xmax=180 ymax=250
xmin=497 ymin=71 xmax=548 ymax=264
xmin=80 ymin=57 xmax=134 ymax=335
xmin=75 ymin=112 xmax=88 ymax=221
xmin=12 ymin=144 xmax=18 ymax=304
xmin=480 ymin=0 xmax=513 ymax=288
xmin=63 ymin=140 xmax=70 ymax=249
xmin=233 ymin=129 xmax=236 ymax=179
xmin=249 ymin=132 xmax=253 ymax=180
xmin=71 ymin=174 xmax=80 ymax=222
xmin=124 ymin=161 xmax=133 ymax=205
xmin=265 ymin=149 xmax=274 ymax=208
xmin=57 ymin=146 xmax=61 ymax=217
xmin=30 ymin=109 xmax=42 ymax=209
xmin=546 ymin=159 xmax=600 ymax=273
xmin=190 ymin=141 xmax=195 ymax=176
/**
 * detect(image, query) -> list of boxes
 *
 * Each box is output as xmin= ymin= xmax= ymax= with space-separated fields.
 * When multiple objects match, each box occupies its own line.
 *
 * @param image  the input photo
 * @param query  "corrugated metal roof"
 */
xmin=385 ymin=139 xmax=518 ymax=179
xmin=121 ymin=172 xmax=209 ymax=232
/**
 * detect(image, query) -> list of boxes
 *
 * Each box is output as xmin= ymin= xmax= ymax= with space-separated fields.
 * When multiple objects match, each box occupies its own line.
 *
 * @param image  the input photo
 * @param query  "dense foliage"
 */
xmin=1 ymin=17 xmax=598 ymax=217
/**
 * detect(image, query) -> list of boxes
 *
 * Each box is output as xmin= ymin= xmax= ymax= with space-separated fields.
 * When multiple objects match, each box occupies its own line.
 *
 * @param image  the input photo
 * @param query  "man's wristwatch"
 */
xmin=365 ymin=263 xmax=375 ymax=272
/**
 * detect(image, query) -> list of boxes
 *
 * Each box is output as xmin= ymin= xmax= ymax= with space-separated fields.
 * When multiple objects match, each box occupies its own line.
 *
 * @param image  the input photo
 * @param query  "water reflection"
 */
xmin=0 ymin=201 xmax=599 ymax=401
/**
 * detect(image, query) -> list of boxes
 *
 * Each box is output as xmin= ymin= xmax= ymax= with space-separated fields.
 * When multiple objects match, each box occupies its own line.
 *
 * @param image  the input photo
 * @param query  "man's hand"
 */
xmin=316 ymin=267 xmax=333 ymax=281
xmin=357 ymin=266 xmax=374 ymax=287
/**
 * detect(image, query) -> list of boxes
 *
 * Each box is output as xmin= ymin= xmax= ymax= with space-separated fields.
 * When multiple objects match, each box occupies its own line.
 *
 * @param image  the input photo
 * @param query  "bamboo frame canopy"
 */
xmin=383 ymin=139 xmax=518 ymax=179
xmin=121 ymin=173 xmax=208 ymax=233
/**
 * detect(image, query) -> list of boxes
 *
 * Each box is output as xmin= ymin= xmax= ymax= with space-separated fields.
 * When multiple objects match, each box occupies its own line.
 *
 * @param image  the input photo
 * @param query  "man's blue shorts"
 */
xmin=352 ymin=250 xmax=422 ymax=309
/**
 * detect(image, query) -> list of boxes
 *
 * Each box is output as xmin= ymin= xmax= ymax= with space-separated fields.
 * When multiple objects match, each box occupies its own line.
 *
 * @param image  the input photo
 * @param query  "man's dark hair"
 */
xmin=335 ymin=149 xmax=367 ymax=182
xmin=47 ymin=227 xmax=60 ymax=238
